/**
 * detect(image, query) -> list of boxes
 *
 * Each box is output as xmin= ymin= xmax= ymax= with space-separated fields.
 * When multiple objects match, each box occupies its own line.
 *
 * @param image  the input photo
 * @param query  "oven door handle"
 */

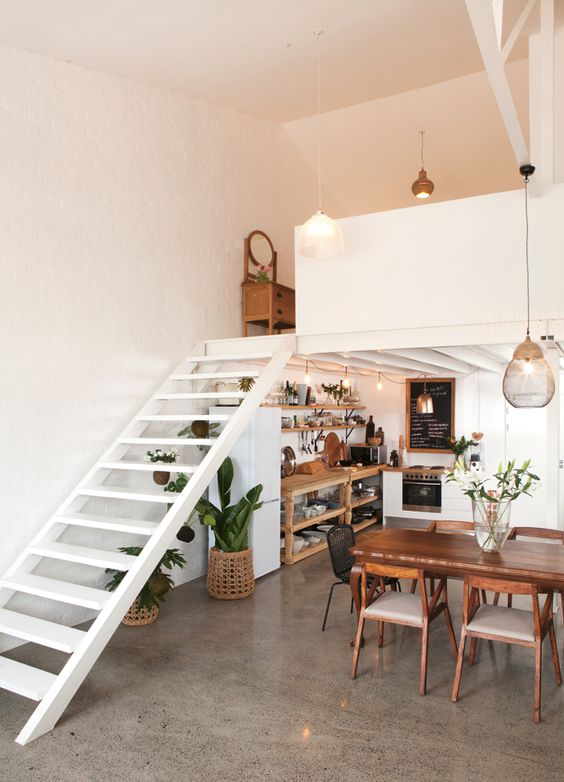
xmin=403 ymin=480 xmax=441 ymax=486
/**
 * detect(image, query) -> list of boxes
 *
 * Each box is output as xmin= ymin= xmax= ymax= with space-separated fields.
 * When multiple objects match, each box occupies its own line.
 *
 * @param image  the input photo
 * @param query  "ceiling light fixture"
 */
xmin=342 ymin=365 xmax=351 ymax=389
xmin=411 ymin=130 xmax=434 ymax=199
xmin=416 ymin=376 xmax=434 ymax=415
xmin=502 ymin=165 xmax=555 ymax=408
xmin=377 ymin=372 xmax=383 ymax=391
xmin=304 ymin=360 xmax=311 ymax=384
xmin=298 ymin=30 xmax=344 ymax=259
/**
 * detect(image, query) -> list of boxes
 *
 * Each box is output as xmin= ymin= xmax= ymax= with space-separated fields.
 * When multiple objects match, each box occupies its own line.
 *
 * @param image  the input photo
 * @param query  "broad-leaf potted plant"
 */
xmin=446 ymin=459 xmax=539 ymax=553
xmin=105 ymin=547 xmax=186 ymax=625
xmin=195 ymin=456 xmax=263 ymax=600
xmin=145 ymin=448 xmax=179 ymax=486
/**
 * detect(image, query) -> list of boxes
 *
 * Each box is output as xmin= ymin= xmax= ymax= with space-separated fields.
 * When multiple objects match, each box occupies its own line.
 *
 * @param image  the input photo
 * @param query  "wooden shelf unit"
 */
xmin=280 ymin=465 xmax=384 ymax=565
xmin=281 ymin=424 xmax=365 ymax=433
xmin=264 ymin=404 xmax=366 ymax=411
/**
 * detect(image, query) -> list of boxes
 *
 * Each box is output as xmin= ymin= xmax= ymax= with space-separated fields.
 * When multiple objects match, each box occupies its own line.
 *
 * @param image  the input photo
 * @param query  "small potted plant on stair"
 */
xmin=105 ymin=547 xmax=186 ymax=625
xmin=195 ymin=456 xmax=263 ymax=600
xmin=145 ymin=448 xmax=179 ymax=486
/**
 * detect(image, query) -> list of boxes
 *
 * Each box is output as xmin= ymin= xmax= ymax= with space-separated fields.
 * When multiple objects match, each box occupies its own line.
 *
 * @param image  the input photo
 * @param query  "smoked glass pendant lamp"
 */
xmin=416 ymin=376 xmax=434 ymax=415
xmin=502 ymin=165 xmax=555 ymax=408
xmin=411 ymin=130 xmax=434 ymax=199
xmin=298 ymin=30 xmax=344 ymax=259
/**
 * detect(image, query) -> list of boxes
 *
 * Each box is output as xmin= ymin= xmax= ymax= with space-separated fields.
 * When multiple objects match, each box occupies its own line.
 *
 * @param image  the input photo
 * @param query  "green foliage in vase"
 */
xmin=321 ymin=382 xmax=344 ymax=403
xmin=255 ymin=271 xmax=270 ymax=283
xmin=444 ymin=435 xmax=477 ymax=458
xmin=194 ymin=457 xmax=263 ymax=553
xmin=105 ymin=547 xmax=186 ymax=610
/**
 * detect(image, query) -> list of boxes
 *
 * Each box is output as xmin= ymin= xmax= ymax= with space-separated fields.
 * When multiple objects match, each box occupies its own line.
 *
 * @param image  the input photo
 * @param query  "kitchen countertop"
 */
xmin=381 ymin=466 xmax=448 ymax=473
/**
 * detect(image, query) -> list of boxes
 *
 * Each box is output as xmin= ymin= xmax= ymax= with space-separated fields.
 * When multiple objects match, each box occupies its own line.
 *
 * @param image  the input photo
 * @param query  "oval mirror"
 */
xmin=244 ymin=230 xmax=277 ymax=282
xmin=249 ymin=231 xmax=274 ymax=266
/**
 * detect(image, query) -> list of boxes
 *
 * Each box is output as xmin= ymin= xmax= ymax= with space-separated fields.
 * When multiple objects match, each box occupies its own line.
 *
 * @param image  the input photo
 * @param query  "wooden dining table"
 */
xmin=350 ymin=528 xmax=564 ymax=616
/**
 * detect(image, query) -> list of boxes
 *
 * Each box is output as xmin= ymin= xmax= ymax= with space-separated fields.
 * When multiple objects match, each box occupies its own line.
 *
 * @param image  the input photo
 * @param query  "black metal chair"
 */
xmin=322 ymin=524 xmax=356 ymax=631
xmin=322 ymin=524 xmax=401 ymax=632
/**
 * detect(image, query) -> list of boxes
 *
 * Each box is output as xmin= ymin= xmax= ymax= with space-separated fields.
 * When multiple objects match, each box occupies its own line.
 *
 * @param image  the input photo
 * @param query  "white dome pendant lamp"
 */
xmin=298 ymin=30 xmax=344 ymax=259
xmin=502 ymin=165 xmax=555 ymax=408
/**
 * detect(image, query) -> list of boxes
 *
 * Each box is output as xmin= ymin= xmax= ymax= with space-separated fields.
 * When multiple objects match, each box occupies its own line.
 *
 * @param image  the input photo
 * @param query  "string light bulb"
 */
xmin=377 ymin=372 xmax=383 ymax=391
xmin=304 ymin=360 xmax=311 ymax=385
xmin=342 ymin=366 xmax=351 ymax=389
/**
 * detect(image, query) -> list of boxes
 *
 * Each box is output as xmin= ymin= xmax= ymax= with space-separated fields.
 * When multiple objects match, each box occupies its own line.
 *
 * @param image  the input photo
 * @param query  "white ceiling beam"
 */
xmin=501 ymin=0 xmax=537 ymax=62
xmin=383 ymin=348 xmax=473 ymax=374
xmin=474 ymin=344 xmax=515 ymax=363
xmin=492 ymin=0 xmax=504 ymax=49
xmin=465 ymin=0 xmax=530 ymax=166
xmin=349 ymin=351 xmax=449 ymax=376
xmin=434 ymin=346 xmax=503 ymax=373
xmin=329 ymin=353 xmax=419 ymax=377
xmin=538 ymin=0 xmax=554 ymax=188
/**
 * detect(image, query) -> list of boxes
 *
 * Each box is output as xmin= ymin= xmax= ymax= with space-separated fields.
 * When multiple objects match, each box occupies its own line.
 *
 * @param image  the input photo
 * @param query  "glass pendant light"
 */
xmin=304 ymin=360 xmax=311 ymax=384
xmin=411 ymin=130 xmax=434 ymax=199
xmin=377 ymin=372 xmax=383 ymax=391
xmin=416 ymin=376 xmax=434 ymax=415
xmin=502 ymin=165 xmax=555 ymax=408
xmin=298 ymin=30 xmax=344 ymax=259
xmin=342 ymin=365 xmax=351 ymax=389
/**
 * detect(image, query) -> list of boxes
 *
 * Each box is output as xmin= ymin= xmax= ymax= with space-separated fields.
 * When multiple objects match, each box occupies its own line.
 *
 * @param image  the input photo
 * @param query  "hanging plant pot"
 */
xmin=207 ymin=547 xmax=255 ymax=600
xmin=122 ymin=598 xmax=159 ymax=626
xmin=153 ymin=470 xmax=171 ymax=486
xmin=176 ymin=525 xmax=195 ymax=543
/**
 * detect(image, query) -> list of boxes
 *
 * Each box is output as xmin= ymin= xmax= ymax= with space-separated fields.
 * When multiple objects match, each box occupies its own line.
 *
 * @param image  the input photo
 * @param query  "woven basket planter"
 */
xmin=122 ymin=598 xmax=160 ymax=626
xmin=207 ymin=547 xmax=255 ymax=600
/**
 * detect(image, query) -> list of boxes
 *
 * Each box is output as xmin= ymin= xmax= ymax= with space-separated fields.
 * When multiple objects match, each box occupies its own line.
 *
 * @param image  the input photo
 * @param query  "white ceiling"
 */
xmin=0 ymin=0 xmax=554 ymax=122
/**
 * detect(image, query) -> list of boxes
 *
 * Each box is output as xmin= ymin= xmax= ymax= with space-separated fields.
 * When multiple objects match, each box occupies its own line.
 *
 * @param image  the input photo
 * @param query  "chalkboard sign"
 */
xmin=406 ymin=379 xmax=455 ymax=452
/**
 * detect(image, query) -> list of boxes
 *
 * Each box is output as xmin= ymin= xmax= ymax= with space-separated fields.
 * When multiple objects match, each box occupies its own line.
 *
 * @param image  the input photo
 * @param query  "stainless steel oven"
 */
xmin=402 ymin=471 xmax=442 ymax=513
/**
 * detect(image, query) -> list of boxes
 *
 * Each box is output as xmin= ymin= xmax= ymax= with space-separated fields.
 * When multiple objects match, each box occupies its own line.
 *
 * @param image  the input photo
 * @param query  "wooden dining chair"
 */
xmin=352 ymin=562 xmax=458 ymax=695
xmin=493 ymin=527 xmax=564 ymax=611
xmin=452 ymin=574 xmax=562 ymax=722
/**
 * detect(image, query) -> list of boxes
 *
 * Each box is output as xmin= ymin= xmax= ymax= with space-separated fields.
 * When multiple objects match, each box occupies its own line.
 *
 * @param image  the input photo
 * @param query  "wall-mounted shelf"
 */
xmin=282 ymin=424 xmax=365 ymax=433
xmin=263 ymin=404 xmax=366 ymax=411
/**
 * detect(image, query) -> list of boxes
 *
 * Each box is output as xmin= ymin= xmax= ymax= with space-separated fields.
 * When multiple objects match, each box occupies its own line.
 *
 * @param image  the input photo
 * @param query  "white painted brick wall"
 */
xmin=0 ymin=43 xmax=314 ymax=645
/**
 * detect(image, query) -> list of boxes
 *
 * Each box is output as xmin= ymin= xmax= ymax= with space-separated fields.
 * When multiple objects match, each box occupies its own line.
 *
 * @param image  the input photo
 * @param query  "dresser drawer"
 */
xmin=271 ymin=285 xmax=295 ymax=310
xmin=272 ymin=301 xmax=295 ymax=324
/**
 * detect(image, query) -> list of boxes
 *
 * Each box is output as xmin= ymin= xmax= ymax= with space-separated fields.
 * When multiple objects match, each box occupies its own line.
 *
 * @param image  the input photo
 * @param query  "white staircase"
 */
xmin=0 ymin=335 xmax=294 ymax=745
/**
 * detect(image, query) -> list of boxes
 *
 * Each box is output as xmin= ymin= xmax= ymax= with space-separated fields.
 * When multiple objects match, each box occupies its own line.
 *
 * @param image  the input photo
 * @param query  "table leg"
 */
xmin=349 ymin=562 xmax=364 ymax=647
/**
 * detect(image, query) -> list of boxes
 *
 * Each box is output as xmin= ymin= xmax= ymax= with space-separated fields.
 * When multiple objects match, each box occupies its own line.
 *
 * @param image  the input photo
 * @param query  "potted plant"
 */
xmin=164 ymin=472 xmax=196 ymax=543
xmin=105 ymin=547 xmax=186 ymax=625
xmin=195 ymin=456 xmax=263 ymax=600
xmin=444 ymin=435 xmax=477 ymax=468
xmin=145 ymin=448 xmax=179 ymax=486
xmin=446 ymin=459 xmax=539 ymax=553
xmin=321 ymin=382 xmax=344 ymax=405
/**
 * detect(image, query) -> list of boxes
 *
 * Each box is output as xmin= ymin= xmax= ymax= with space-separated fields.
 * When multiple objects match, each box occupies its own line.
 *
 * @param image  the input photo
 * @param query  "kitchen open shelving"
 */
xmin=282 ymin=423 xmax=365 ymax=433
xmin=280 ymin=465 xmax=384 ymax=565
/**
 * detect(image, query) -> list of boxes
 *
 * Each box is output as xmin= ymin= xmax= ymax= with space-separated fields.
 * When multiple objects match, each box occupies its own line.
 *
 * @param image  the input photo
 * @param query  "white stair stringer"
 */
xmin=2 ymin=334 xmax=294 ymax=745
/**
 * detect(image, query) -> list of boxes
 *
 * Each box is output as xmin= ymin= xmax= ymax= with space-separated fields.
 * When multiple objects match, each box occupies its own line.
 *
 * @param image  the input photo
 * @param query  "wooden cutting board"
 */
xmin=324 ymin=432 xmax=341 ymax=467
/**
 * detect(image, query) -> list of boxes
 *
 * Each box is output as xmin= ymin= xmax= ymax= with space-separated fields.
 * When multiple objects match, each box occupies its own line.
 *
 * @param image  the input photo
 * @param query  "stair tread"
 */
xmin=170 ymin=371 xmax=259 ymax=380
xmin=154 ymin=392 xmax=245 ymax=400
xmin=99 ymin=461 xmax=200 ymax=471
xmin=185 ymin=352 xmax=272 ymax=363
xmin=136 ymin=414 xmax=229 ymax=422
xmin=0 ymin=655 xmax=57 ymax=700
xmin=0 ymin=609 xmax=86 ymax=653
xmin=55 ymin=513 xmax=159 ymax=535
xmin=76 ymin=486 xmax=175 ymax=503
xmin=28 ymin=542 xmax=136 ymax=570
xmin=0 ymin=574 xmax=112 ymax=610
xmin=117 ymin=438 xmax=210 ymax=447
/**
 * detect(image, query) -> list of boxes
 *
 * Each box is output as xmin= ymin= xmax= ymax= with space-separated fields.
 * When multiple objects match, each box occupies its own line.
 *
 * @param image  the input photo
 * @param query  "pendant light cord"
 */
xmin=523 ymin=172 xmax=530 ymax=336
xmin=420 ymin=130 xmax=425 ymax=169
xmin=314 ymin=30 xmax=323 ymax=212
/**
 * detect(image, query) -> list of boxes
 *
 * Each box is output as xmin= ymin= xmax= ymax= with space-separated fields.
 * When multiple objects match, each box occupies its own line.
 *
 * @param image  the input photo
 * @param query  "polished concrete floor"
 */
xmin=2 ymin=548 xmax=564 ymax=782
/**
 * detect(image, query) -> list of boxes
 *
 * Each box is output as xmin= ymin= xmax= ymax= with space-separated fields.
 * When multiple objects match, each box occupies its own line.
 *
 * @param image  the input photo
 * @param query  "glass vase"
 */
xmin=472 ymin=499 xmax=511 ymax=553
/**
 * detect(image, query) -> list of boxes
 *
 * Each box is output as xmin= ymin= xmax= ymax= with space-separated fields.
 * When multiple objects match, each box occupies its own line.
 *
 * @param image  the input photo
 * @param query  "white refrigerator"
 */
xmin=208 ymin=406 xmax=281 ymax=578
